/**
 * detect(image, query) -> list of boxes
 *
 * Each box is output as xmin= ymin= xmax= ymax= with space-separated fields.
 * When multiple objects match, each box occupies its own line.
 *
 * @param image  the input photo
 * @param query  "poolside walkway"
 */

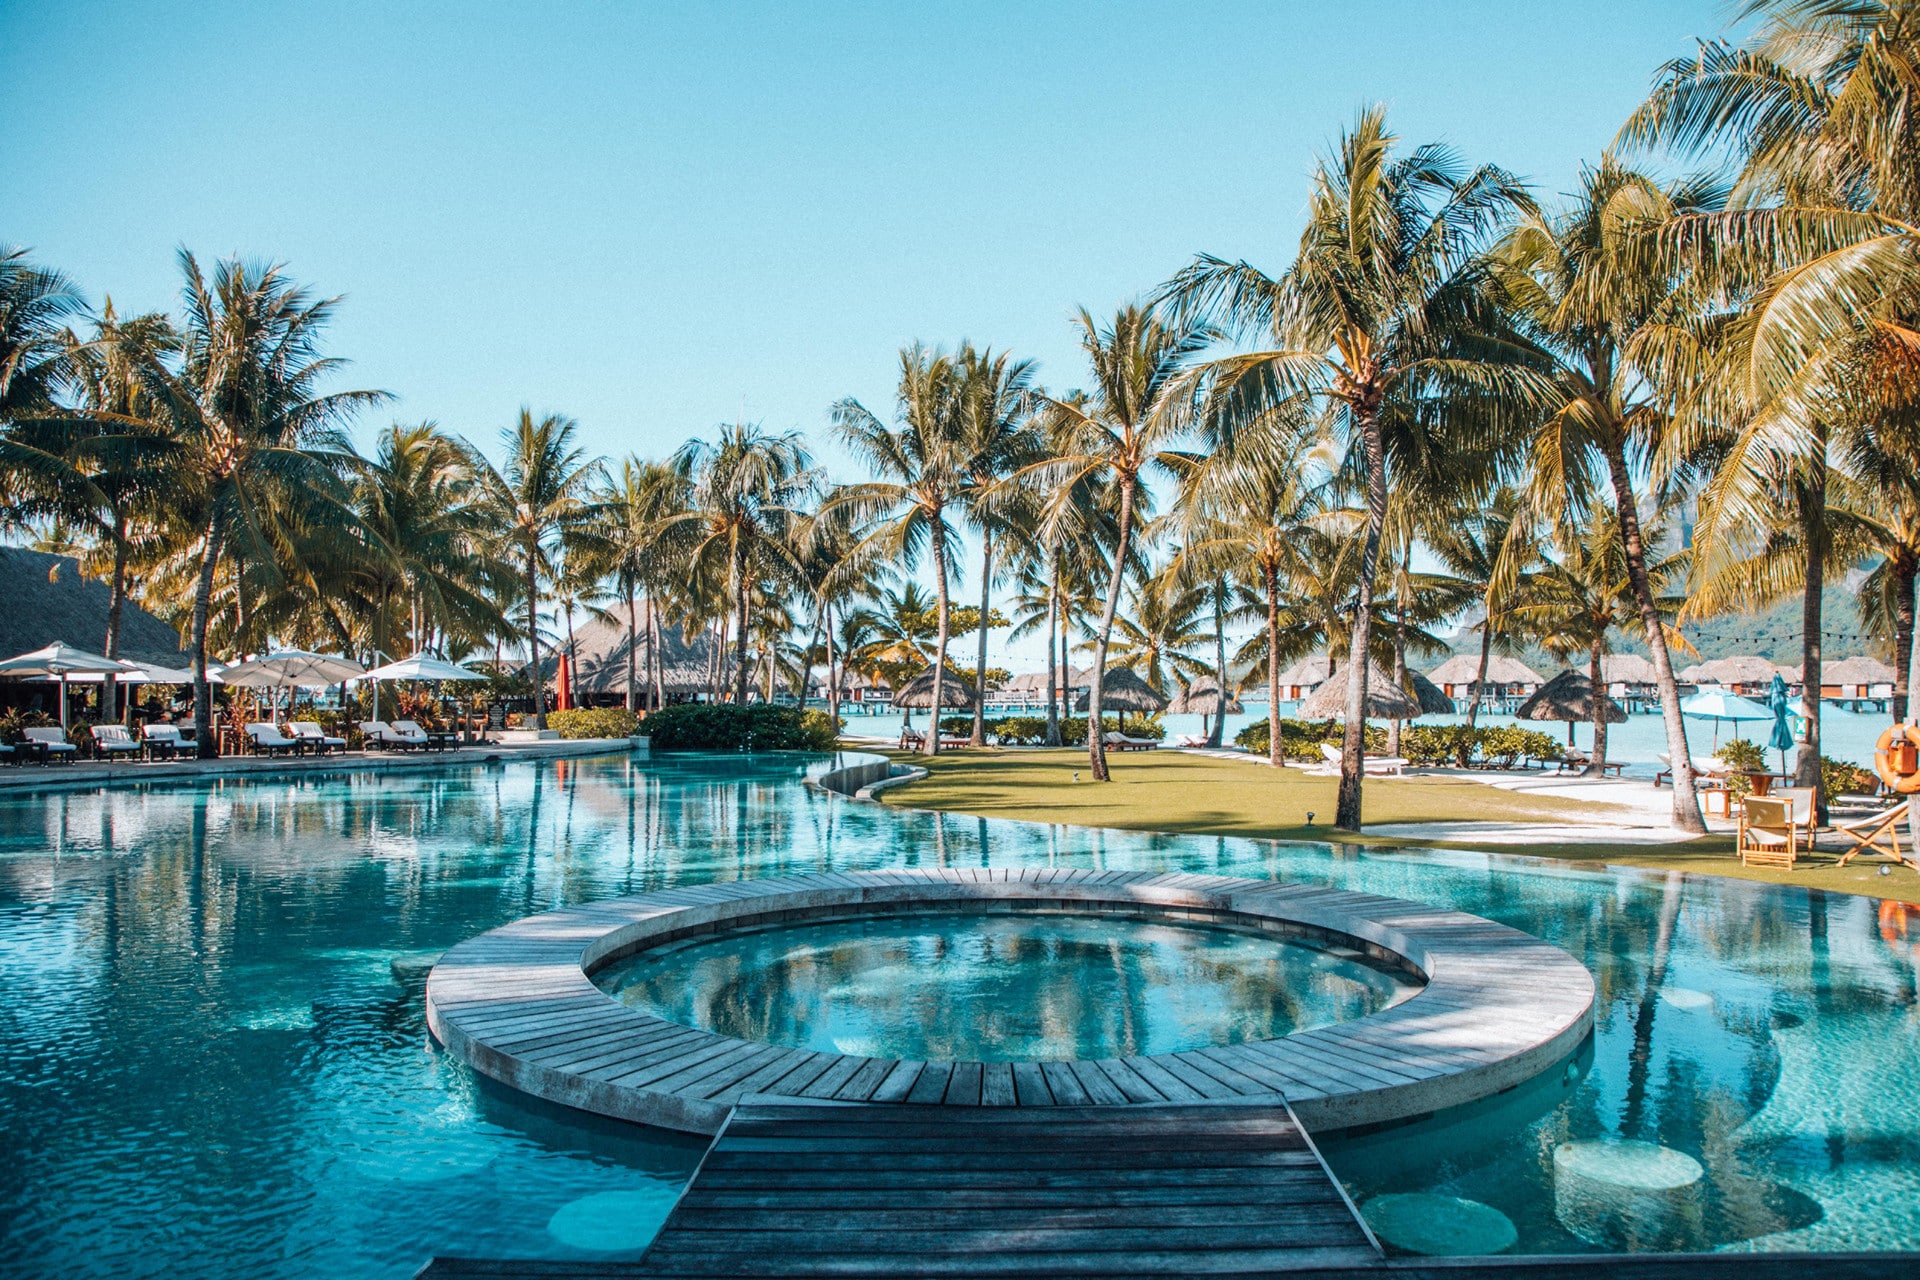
xmin=0 ymin=735 xmax=639 ymax=792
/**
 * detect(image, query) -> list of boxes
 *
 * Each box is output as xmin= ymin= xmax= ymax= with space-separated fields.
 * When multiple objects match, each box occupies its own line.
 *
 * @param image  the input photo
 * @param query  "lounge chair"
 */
xmin=1558 ymin=747 xmax=1624 ymax=777
xmin=1737 ymin=795 xmax=1799 ymax=869
xmin=91 ymin=723 xmax=142 ymax=761
xmin=360 ymin=720 xmax=423 ymax=751
xmin=1318 ymin=742 xmax=1409 ymax=776
xmin=390 ymin=720 xmax=440 ymax=750
xmin=288 ymin=720 xmax=347 ymax=754
xmin=898 ymin=728 xmax=926 ymax=751
xmin=245 ymin=722 xmax=303 ymax=756
xmin=1835 ymin=805 xmax=1909 ymax=868
xmin=1170 ymin=733 xmax=1208 ymax=748
xmin=141 ymin=724 xmax=189 ymax=760
xmin=1103 ymin=730 xmax=1159 ymax=751
xmin=23 ymin=727 xmax=77 ymax=762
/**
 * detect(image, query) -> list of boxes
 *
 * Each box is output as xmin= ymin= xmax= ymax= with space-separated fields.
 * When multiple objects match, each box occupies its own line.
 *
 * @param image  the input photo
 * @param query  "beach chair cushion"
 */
xmin=23 ymin=727 xmax=77 ymax=753
xmin=289 ymin=720 xmax=346 ymax=748
xmin=92 ymin=724 xmax=141 ymax=753
xmin=389 ymin=720 xmax=432 ymax=743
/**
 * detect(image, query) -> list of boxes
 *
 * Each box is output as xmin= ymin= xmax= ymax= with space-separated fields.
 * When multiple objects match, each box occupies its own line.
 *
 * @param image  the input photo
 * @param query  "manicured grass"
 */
xmin=878 ymin=748 xmax=1920 ymax=902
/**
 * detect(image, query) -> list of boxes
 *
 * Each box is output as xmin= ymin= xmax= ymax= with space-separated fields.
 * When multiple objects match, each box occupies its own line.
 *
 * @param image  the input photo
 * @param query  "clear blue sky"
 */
xmin=7 ymin=0 xmax=1726 ymax=478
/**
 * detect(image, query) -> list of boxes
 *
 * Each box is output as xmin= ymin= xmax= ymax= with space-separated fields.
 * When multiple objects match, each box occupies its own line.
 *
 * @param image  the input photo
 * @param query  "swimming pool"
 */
xmin=1 ymin=751 xmax=1916 ymax=1274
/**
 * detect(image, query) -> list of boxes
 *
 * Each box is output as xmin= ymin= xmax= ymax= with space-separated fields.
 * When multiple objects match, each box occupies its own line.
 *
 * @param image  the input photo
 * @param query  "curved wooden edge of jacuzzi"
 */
xmin=424 ymin=869 xmax=1596 ymax=1136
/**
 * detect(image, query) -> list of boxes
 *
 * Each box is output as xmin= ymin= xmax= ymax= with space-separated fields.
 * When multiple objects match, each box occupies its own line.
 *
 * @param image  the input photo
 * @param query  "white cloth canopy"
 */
xmin=359 ymin=653 xmax=486 ymax=682
xmin=218 ymin=650 xmax=367 ymax=688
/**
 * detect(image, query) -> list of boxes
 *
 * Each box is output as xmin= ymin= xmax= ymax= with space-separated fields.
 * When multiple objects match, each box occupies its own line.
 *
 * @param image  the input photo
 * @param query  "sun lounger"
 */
xmin=390 ymin=720 xmax=442 ymax=750
xmin=1171 ymin=734 xmax=1207 ymax=748
xmin=1318 ymin=741 xmax=1408 ymax=776
xmin=91 ymin=723 xmax=142 ymax=761
xmin=1835 ymin=805 xmax=1909 ymax=868
xmin=289 ymin=720 xmax=347 ymax=754
xmin=359 ymin=720 xmax=422 ymax=751
xmin=141 ymin=724 xmax=189 ymax=759
xmin=1737 ymin=795 xmax=1799 ymax=869
xmin=1103 ymin=731 xmax=1159 ymax=751
xmin=245 ymin=722 xmax=303 ymax=756
xmin=23 ymin=727 xmax=76 ymax=762
xmin=1558 ymin=747 xmax=1624 ymax=777
xmin=898 ymin=729 xmax=926 ymax=751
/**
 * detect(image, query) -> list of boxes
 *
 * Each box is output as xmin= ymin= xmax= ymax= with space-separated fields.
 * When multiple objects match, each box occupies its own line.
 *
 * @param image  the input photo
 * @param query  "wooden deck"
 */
xmin=425 ymin=869 xmax=1596 ymax=1135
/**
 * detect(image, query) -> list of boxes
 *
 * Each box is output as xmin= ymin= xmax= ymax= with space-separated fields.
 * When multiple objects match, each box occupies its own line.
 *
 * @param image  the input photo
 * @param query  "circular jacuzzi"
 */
xmin=593 ymin=909 xmax=1422 ymax=1062
xmin=425 ymin=869 xmax=1595 ymax=1134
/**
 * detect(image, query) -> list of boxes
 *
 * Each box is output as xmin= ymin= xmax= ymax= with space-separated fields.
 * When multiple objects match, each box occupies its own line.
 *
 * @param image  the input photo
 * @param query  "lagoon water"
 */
xmin=2 ymin=752 xmax=1918 ymax=1274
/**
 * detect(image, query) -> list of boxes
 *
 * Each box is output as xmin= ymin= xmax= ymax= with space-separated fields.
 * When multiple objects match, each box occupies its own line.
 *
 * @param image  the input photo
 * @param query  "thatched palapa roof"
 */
xmin=556 ymin=607 xmax=716 ymax=696
xmin=1273 ymin=654 xmax=1335 ymax=689
xmin=1600 ymin=654 xmax=1660 ymax=685
xmin=893 ymin=666 xmax=979 ymax=708
xmin=1514 ymin=669 xmax=1627 ymax=725
xmin=1167 ymin=675 xmax=1242 ymax=715
xmin=1426 ymin=653 xmax=1545 ymax=688
xmin=1295 ymin=660 xmax=1424 ymax=720
xmin=1072 ymin=667 xmax=1170 ymax=713
xmin=1823 ymin=655 xmax=1897 ymax=685
xmin=0 ymin=547 xmax=185 ymax=668
xmin=1679 ymin=655 xmax=1779 ymax=685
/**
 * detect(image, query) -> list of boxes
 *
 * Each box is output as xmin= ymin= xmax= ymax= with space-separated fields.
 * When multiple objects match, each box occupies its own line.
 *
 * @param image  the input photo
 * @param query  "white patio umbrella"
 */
xmin=0 ymin=642 xmax=126 ymax=726
xmin=358 ymin=652 xmax=486 ymax=725
xmin=218 ymin=651 xmax=367 ymax=724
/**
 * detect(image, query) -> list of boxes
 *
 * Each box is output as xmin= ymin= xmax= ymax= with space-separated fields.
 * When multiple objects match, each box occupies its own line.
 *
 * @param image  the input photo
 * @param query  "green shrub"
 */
xmin=1403 ymin=724 xmax=1476 ymax=765
xmin=1824 ymin=755 xmax=1878 ymax=797
xmin=1235 ymin=717 xmax=1384 ymax=759
xmin=641 ymin=703 xmax=840 ymax=751
xmin=1716 ymin=738 xmax=1767 ymax=771
xmin=546 ymin=707 xmax=641 ymax=740
xmin=1478 ymin=725 xmax=1563 ymax=767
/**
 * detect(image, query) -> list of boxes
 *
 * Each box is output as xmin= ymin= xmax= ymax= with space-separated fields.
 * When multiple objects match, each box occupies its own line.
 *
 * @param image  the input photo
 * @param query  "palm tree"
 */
xmin=483 ymin=410 xmax=602 ymax=728
xmin=831 ymin=346 xmax=969 ymax=756
xmin=955 ymin=344 xmax=1041 ymax=745
xmin=590 ymin=457 xmax=688 ymax=711
xmin=0 ymin=245 xmax=83 ymax=431
xmin=1037 ymin=307 xmax=1211 ymax=779
xmin=1847 ymin=414 xmax=1920 ymax=719
xmin=668 ymin=423 xmax=814 ymax=706
xmin=1106 ymin=570 xmax=1211 ymax=695
xmin=1494 ymin=159 xmax=1725 ymax=830
xmin=139 ymin=252 xmax=385 ymax=757
xmin=1161 ymin=106 xmax=1544 ymax=827
xmin=1619 ymin=0 xmax=1920 ymax=802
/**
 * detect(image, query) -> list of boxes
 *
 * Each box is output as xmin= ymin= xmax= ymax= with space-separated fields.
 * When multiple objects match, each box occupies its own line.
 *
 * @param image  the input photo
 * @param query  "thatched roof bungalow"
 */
xmin=0 ymin=547 xmax=185 ymax=668
xmin=551 ymin=608 xmax=716 ymax=703
xmin=1272 ymin=654 xmax=1334 ymax=701
xmin=1425 ymin=653 xmax=1545 ymax=698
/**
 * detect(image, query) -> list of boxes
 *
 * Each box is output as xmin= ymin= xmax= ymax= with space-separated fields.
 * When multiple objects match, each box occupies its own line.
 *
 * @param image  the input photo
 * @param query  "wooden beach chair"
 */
xmin=1737 ymin=795 xmax=1799 ymax=869
xmin=1835 ymin=805 xmax=1909 ymax=869
xmin=1774 ymin=786 xmax=1819 ymax=843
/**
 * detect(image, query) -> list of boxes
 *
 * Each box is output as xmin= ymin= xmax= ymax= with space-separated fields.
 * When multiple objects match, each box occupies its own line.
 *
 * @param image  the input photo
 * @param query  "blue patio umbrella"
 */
xmin=1766 ymin=674 xmax=1796 ymax=774
xmin=1679 ymin=688 xmax=1774 ymax=749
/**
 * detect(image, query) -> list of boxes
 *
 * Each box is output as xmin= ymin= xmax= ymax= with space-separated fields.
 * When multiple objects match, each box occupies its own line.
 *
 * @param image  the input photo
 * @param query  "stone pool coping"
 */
xmin=425 ymin=869 xmax=1595 ymax=1135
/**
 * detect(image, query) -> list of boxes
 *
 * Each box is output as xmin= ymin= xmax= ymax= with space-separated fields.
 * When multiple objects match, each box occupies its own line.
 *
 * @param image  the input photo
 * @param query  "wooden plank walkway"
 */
xmin=631 ymin=1099 xmax=1379 ymax=1277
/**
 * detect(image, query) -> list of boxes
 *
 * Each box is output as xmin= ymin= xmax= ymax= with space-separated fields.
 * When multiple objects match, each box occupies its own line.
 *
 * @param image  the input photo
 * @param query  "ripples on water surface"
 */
xmin=0 ymin=751 xmax=1917 ymax=1275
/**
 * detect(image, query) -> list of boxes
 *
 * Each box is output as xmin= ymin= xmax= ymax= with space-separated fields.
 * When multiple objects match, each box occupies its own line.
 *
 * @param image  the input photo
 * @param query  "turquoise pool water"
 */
xmin=596 ymin=911 xmax=1414 ymax=1061
xmin=1 ymin=751 xmax=1917 ymax=1274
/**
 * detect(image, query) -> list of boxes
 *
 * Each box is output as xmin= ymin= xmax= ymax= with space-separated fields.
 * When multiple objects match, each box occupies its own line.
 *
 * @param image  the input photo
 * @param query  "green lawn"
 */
xmin=876 ymin=747 xmax=1920 ymax=901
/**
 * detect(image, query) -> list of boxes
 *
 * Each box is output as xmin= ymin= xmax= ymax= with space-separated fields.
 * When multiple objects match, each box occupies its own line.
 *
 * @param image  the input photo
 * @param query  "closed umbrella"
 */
xmin=1679 ymin=688 xmax=1773 ymax=750
xmin=1766 ymin=674 xmax=1796 ymax=774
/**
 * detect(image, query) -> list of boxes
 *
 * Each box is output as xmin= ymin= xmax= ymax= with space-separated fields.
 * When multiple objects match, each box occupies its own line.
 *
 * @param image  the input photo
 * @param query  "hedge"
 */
xmin=641 ymin=704 xmax=839 ymax=751
xmin=1235 ymin=718 xmax=1562 ymax=767
xmin=937 ymin=714 xmax=1161 ymax=745
xmin=545 ymin=707 xmax=640 ymax=740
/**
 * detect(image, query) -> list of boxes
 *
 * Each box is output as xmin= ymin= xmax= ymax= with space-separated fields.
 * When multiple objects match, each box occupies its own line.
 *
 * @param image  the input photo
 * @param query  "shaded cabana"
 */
xmin=1425 ymin=653 xmax=1545 ymax=698
xmin=1514 ymin=669 xmax=1628 ymax=744
xmin=1294 ymin=660 xmax=1423 ymax=721
xmin=1072 ymin=667 xmax=1170 ymax=714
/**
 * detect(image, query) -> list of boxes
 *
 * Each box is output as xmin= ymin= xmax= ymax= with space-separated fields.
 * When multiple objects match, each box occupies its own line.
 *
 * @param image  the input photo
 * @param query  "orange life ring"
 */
xmin=1876 ymin=725 xmax=1920 ymax=794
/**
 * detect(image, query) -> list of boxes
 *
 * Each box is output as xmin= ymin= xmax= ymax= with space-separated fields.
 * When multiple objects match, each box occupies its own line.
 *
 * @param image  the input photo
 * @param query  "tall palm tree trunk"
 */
xmin=1796 ymin=467 xmax=1827 ymax=817
xmin=1908 ymin=572 xmax=1919 ymax=857
xmin=1045 ymin=556 xmax=1061 ymax=748
xmin=928 ymin=515 xmax=951 ymax=757
xmin=826 ymin=601 xmax=840 ymax=728
xmin=971 ymin=530 xmax=993 ymax=746
xmin=1894 ymin=554 xmax=1915 ymax=723
xmin=190 ymin=517 xmax=225 ymax=760
xmin=1603 ymin=442 xmax=1705 ymax=833
xmin=1388 ymin=543 xmax=1409 ymax=761
xmin=625 ymin=587 xmax=638 ymax=713
xmin=107 ymin=508 xmax=128 ymax=723
xmin=1337 ymin=406 xmax=1388 ymax=830
xmin=1460 ymin=621 xmax=1493 ymax=768
xmin=1588 ymin=637 xmax=1609 ymax=776
xmin=1266 ymin=565 xmax=1283 ymax=767
xmin=1086 ymin=477 xmax=1136 ymax=782
xmin=732 ymin=545 xmax=752 ymax=705
xmin=647 ymin=597 xmax=663 ymax=710
xmin=526 ymin=549 xmax=545 ymax=728
xmin=1209 ymin=580 xmax=1227 ymax=750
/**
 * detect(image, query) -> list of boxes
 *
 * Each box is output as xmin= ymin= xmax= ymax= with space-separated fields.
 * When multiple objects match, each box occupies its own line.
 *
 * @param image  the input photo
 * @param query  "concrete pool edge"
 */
xmin=425 ymin=869 xmax=1596 ymax=1135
